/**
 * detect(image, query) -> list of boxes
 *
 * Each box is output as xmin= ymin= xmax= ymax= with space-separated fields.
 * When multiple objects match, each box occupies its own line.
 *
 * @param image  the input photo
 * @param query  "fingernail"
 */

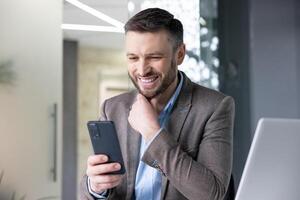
xmin=114 ymin=164 xmax=121 ymax=169
xmin=101 ymin=156 xmax=108 ymax=162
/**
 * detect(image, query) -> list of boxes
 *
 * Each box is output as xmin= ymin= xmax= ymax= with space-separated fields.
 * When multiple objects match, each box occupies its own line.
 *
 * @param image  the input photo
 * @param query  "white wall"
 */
xmin=0 ymin=0 xmax=62 ymax=199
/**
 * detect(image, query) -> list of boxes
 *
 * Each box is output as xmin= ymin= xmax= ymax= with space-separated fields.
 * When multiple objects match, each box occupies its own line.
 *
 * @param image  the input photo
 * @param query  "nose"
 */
xmin=136 ymin=58 xmax=151 ymax=76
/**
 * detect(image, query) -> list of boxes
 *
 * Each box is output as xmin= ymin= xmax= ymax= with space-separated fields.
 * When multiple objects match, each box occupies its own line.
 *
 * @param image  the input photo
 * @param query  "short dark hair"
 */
xmin=124 ymin=8 xmax=184 ymax=49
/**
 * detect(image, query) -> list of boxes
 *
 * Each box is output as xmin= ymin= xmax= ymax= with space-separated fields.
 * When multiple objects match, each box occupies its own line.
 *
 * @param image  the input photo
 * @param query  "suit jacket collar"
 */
xmin=160 ymin=72 xmax=193 ymax=199
xmin=125 ymin=72 xmax=193 ymax=199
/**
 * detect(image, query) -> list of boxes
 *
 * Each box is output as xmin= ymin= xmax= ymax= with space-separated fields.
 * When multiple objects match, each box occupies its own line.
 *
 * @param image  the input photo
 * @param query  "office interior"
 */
xmin=0 ymin=0 xmax=299 ymax=199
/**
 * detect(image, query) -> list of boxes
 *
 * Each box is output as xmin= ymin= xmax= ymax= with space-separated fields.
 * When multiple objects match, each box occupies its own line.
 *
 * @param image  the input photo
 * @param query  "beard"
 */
xmin=129 ymin=59 xmax=177 ymax=99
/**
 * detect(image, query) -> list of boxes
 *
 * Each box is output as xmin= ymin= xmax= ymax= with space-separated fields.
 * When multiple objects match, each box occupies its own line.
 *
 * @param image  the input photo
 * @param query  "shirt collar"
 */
xmin=159 ymin=71 xmax=184 ymax=126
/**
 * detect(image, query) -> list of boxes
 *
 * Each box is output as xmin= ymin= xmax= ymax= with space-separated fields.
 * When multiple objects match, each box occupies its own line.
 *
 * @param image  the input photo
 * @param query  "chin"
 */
xmin=140 ymin=91 xmax=157 ymax=99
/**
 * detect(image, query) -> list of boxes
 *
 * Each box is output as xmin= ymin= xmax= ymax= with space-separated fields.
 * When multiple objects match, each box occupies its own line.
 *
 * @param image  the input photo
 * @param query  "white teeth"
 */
xmin=140 ymin=77 xmax=156 ymax=83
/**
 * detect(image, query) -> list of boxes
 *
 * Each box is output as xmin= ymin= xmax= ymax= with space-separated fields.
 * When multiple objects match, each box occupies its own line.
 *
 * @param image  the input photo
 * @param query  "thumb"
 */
xmin=137 ymin=93 xmax=146 ymax=100
xmin=137 ymin=94 xmax=149 ymax=105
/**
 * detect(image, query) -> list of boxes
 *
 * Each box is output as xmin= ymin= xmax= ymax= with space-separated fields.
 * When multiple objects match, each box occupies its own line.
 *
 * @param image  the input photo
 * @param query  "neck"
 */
xmin=150 ymin=73 xmax=179 ymax=114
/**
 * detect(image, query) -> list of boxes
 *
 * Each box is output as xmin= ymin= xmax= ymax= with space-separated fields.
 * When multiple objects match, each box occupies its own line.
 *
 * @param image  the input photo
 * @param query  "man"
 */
xmin=80 ymin=8 xmax=235 ymax=200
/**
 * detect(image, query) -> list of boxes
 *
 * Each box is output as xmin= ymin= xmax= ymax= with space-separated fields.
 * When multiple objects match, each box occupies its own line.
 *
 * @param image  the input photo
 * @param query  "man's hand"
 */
xmin=86 ymin=154 xmax=124 ymax=194
xmin=128 ymin=94 xmax=160 ymax=141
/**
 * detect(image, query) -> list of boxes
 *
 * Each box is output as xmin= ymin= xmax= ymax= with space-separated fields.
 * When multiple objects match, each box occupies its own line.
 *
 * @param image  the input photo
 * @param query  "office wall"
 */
xmin=63 ymin=40 xmax=78 ymax=200
xmin=250 ymin=0 xmax=300 ymax=135
xmin=77 ymin=47 xmax=128 ymax=192
xmin=297 ymin=0 xmax=300 ymax=116
xmin=0 ymin=0 xmax=62 ymax=199
xmin=218 ymin=0 xmax=252 ymax=187
xmin=219 ymin=0 xmax=300 ymax=188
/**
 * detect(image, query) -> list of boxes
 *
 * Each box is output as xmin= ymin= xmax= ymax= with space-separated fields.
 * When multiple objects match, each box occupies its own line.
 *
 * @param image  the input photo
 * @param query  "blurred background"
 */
xmin=0 ymin=0 xmax=299 ymax=199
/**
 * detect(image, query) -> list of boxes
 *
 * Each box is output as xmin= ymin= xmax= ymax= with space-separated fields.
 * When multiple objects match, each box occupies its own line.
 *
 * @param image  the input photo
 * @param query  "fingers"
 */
xmin=87 ymin=162 xmax=121 ymax=176
xmin=88 ymin=154 xmax=108 ymax=166
xmin=137 ymin=93 xmax=143 ymax=100
xmin=132 ymin=94 xmax=149 ymax=111
xmin=90 ymin=177 xmax=123 ymax=193
xmin=87 ymin=155 xmax=124 ymax=193
xmin=90 ymin=174 xmax=123 ymax=184
xmin=137 ymin=93 xmax=147 ymax=103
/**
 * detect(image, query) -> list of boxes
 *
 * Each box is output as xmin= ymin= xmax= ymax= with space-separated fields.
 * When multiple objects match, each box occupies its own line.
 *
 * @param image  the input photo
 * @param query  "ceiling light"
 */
xmin=61 ymin=24 xmax=124 ymax=33
xmin=128 ymin=1 xmax=135 ymax=13
xmin=199 ymin=17 xmax=206 ymax=26
xmin=65 ymin=0 xmax=124 ymax=29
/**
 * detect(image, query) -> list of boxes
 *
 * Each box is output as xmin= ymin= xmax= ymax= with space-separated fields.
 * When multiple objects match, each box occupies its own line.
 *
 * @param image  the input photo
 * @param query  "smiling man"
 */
xmin=80 ymin=8 xmax=235 ymax=200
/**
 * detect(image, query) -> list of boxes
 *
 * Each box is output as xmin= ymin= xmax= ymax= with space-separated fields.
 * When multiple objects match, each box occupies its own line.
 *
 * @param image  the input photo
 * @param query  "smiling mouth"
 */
xmin=139 ymin=76 xmax=158 ymax=83
xmin=138 ymin=75 xmax=159 ymax=88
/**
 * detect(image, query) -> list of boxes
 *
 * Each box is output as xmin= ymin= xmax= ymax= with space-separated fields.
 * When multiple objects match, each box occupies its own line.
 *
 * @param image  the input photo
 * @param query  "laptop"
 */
xmin=235 ymin=118 xmax=300 ymax=200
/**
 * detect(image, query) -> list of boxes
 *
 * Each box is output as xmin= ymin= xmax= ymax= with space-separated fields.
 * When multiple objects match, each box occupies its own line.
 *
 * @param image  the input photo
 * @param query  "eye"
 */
xmin=150 ymin=56 xmax=162 ymax=60
xmin=128 ymin=56 xmax=138 ymax=61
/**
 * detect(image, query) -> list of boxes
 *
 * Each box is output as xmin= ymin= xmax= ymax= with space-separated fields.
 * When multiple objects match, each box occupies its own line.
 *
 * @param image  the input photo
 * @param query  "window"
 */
xmin=141 ymin=0 xmax=219 ymax=89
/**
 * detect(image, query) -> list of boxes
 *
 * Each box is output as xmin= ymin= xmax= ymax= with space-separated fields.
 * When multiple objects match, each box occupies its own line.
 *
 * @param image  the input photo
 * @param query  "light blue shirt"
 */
xmin=134 ymin=72 xmax=183 ymax=200
xmin=88 ymin=72 xmax=183 ymax=199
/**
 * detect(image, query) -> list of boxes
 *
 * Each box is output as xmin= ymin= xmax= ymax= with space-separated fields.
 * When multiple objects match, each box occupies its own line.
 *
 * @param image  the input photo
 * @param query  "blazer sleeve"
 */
xmin=78 ymin=100 xmax=114 ymax=200
xmin=142 ymin=96 xmax=235 ymax=200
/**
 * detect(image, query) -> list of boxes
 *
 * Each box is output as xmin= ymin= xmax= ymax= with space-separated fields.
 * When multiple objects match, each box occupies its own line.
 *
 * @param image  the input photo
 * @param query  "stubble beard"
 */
xmin=129 ymin=59 xmax=177 ymax=100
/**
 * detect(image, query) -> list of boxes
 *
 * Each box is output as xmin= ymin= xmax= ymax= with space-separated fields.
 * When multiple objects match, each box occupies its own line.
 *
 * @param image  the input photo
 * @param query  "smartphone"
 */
xmin=87 ymin=121 xmax=126 ymax=175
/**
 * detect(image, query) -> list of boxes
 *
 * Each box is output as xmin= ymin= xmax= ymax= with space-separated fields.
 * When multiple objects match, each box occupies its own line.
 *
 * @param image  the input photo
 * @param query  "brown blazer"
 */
xmin=79 ymin=73 xmax=235 ymax=200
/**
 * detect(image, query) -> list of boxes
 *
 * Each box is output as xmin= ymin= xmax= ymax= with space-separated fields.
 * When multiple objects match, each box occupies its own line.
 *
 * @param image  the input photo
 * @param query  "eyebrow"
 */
xmin=146 ymin=52 xmax=164 ymax=56
xmin=126 ymin=53 xmax=136 ymax=57
xmin=126 ymin=52 xmax=165 ymax=57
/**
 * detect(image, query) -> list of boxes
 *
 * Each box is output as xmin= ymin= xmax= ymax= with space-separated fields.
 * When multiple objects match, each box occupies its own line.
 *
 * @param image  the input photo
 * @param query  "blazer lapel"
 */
xmin=160 ymin=73 xmax=193 ymax=199
xmin=123 ymin=74 xmax=194 ymax=199
xmin=166 ymin=73 xmax=193 ymax=143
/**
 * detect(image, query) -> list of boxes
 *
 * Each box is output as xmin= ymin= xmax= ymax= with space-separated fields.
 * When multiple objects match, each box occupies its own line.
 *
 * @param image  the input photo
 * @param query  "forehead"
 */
xmin=125 ymin=30 xmax=173 ymax=54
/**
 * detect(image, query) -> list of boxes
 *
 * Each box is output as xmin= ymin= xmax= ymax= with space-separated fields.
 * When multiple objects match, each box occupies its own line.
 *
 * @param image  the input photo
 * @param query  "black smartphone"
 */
xmin=87 ymin=121 xmax=126 ymax=175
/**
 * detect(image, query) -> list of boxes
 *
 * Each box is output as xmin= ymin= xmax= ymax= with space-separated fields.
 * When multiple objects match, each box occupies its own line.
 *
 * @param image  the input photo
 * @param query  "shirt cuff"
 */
xmin=145 ymin=127 xmax=164 ymax=149
xmin=87 ymin=177 xmax=108 ymax=199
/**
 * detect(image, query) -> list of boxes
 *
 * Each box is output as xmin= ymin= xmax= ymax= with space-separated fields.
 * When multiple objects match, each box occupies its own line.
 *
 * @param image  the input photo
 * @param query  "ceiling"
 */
xmin=63 ymin=0 xmax=143 ymax=49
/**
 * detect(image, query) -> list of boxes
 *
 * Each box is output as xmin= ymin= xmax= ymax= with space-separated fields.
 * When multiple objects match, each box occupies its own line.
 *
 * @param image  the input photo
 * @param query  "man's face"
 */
xmin=125 ymin=30 xmax=184 ymax=99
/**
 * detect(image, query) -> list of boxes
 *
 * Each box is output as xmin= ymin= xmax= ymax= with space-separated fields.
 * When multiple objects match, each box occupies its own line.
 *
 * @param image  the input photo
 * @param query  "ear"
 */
xmin=176 ymin=44 xmax=186 ymax=65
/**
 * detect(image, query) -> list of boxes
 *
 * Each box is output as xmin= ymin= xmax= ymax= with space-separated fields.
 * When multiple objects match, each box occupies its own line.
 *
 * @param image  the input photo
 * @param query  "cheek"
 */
xmin=127 ymin=64 xmax=135 ymax=75
xmin=158 ymin=60 xmax=173 ymax=74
